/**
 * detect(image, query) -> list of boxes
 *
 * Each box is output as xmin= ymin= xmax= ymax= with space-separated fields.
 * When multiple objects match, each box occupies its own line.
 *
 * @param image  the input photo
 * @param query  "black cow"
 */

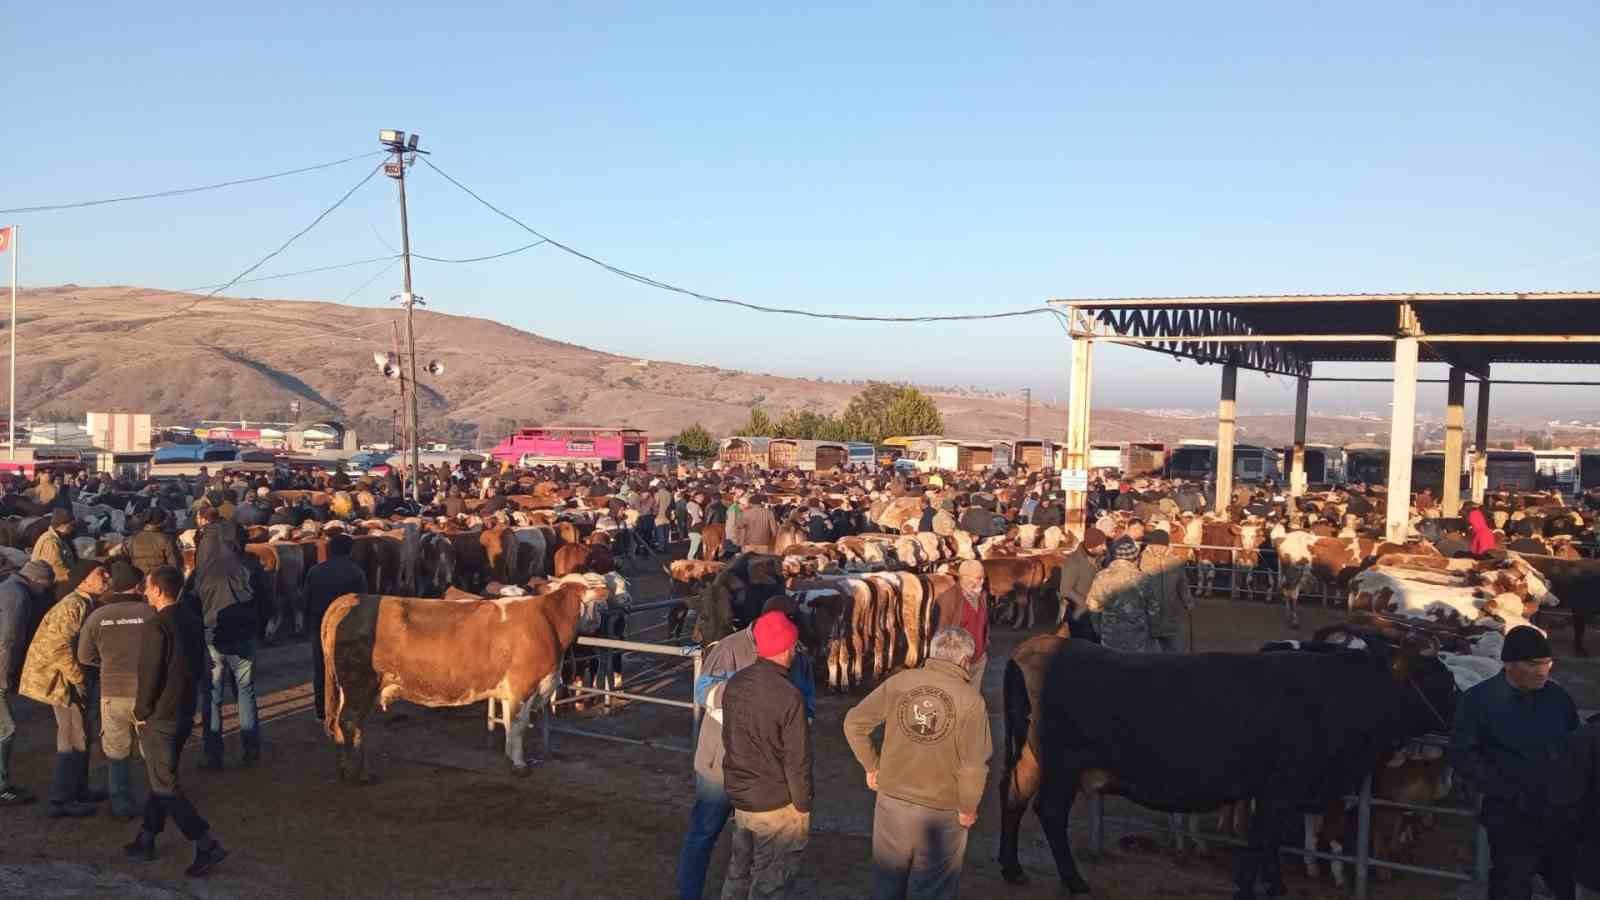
xmin=1524 ymin=556 xmax=1600 ymax=656
xmin=1001 ymin=638 xmax=1455 ymax=899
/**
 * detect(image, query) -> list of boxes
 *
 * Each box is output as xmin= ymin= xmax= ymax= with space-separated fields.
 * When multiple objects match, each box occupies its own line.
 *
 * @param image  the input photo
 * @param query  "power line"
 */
xmin=180 ymin=254 xmax=400 ymax=291
xmin=0 ymin=150 xmax=386 ymax=216
xmin=420 ymin=157 xmax=1057 ymax=325
xmin=413 ymin=239 xmax=549 ymax=263
xmin=339 ymin=258 xmax=403 ymax=303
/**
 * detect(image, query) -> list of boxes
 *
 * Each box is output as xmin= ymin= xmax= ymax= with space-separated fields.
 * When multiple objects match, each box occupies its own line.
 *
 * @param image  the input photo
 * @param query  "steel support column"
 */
xmin=1214 ymin=363 xmax=1238 ymax=515
xmin=1064 ymin=315 xmax=1094 ymax=539
xmin=1385 ymin=325 xmax=1420 ymax=543
xmin=1290 ymin=374 xmax=1310 ymax=499
xmin=1472 ymin=372 xmax=1491 ymax=503
xmin=1443 ymin=367 xmax=1466 ymax=516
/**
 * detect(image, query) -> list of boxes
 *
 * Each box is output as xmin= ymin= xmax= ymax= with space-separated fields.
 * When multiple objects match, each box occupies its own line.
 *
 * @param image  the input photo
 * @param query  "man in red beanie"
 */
xmin=718 ymin=610 xmax=812 ymax=899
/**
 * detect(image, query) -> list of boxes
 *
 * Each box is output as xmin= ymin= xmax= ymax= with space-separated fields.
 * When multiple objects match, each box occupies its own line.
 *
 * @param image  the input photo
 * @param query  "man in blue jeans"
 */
xmin=187 ymin=522 xmax=260 ymax=769
xmin=676 ymin=600 xmax=813 ymax=899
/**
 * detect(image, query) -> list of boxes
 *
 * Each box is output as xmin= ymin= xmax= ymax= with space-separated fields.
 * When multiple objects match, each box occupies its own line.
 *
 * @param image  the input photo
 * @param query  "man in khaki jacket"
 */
xmin=843 ymin=627 xmax=992 ymax=900
xmin=20 ymin=564 xmax=110 ymax=817
xmin=1138 ymin=531 xmax=1194 ymax=653
xmin=31 ymin=509 xmax=79 ymax=598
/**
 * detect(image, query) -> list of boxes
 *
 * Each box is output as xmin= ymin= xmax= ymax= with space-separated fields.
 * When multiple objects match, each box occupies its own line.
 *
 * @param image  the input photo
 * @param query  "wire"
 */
xmin=420 ymin=157 xmax=1058 ymax=325
xmin=339 ymin=258 xmax=403 ymax=303
xmin=0 ymin=150 xmax=386 ymax=216
xmin=179 ymin=254 xmax=401 ymax=292
xmin=414 ymin=239 xmax=549 ymax=263
xmin=137 ymin=159 xmax=387 ymax=327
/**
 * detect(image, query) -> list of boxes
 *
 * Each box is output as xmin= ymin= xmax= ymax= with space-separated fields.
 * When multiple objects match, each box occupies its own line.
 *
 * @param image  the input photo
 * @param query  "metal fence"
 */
xmin=1082 ymin=736 xmax=1489 ymax=899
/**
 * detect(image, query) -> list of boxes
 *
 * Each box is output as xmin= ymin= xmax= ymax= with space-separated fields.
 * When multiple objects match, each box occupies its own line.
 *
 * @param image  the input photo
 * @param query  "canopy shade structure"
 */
xmin=1045 ymin=291 xmax=1600 ymax=543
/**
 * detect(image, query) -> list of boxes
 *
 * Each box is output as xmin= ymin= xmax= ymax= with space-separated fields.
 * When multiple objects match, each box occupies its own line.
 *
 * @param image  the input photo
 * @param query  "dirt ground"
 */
xmin=3 ymin=573 xmax=1595 ymax=899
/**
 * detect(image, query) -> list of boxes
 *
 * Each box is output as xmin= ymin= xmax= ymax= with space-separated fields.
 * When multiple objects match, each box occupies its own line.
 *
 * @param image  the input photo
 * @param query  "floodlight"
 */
xmin=407 ymin=134 xmax=420 ymax=150
xmin=379 ymin=129 xmax=405 ymax=145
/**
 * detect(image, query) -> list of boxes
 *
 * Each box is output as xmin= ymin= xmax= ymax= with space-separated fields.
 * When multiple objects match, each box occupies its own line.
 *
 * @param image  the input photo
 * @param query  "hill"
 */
xmin=5 ymin=285 xmax=1429 ymax=449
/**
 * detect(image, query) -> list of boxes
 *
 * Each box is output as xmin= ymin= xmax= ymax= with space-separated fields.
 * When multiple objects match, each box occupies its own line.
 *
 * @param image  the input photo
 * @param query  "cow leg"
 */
xmin=1240 ymin=795 xmax=1292 ymax=899
xmin=1035 ymin=769 xmax=1091 ymax=894
xmin=508 ymin=674 xmax=559 ymax=775
xmin=335 ymin=685 xmax=378 ymax=785
xmin=1302 ymin=813 xmax=1322 ymax=881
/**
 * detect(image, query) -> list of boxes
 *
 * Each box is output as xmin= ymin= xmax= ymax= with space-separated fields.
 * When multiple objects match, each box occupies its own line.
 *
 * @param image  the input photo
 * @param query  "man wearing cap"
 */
xmin=1451 ymin=625 xmax=1579 ymax=900
xmin=20 ymin=564 xmax=112 ymax=816
xmin=676 ymin=602 xmax=815 ymax=900
xmin=0 ymin=559 xmax=56 ymax=806
xmin=77 ymin=562 xmax=155 ymax=820
xmin=732 ymin=494 xmax=778 ymax=556
xmin=31 ymin=509 xmax=79 ymax=598
xmin=1056 ymin=528 xmax=1107 ymax=637
xmin=126 ymin=512 xmax=181 ymax=579
xmin=844 ymin=626 xmax=992 ymax=900
xmin=1139 ymin=530 xmax=1194 ymax=653
xmin=1087 ymin=538 xmax=1160 ymax=653
xmin=718 ymin=610 xmax=812 ymax=899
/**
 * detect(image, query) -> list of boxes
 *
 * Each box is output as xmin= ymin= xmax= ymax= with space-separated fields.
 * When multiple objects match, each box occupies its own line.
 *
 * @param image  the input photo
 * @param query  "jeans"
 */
xmin=636 ymin=515 xmax=657 ymax=550
xmin=870 ymin=793 xmax=968 ymax=900
xmin=677 ymin=774 xmax=734 ymax=899
xmin=138 ymin=719 xmax=210 ymax=841
xmin=201 ymin=642 xmax=260 ymax=760
xmin=0 ymin=687 xmax=14 ymax=787
xmin=721 ymin=803 xmax=809 ymax=900
xmin=1485 ymin=812 xmax=1577 ymax=900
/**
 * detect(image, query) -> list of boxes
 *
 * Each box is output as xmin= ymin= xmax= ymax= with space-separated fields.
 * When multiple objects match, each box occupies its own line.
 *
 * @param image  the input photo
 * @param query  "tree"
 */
xmin=739 ymin=407 xmax=775 ymax=437
xmin=841 ymin=382 xmax=943 ymax=443
xmin=674 ymin=422 xmax=717 ymax=459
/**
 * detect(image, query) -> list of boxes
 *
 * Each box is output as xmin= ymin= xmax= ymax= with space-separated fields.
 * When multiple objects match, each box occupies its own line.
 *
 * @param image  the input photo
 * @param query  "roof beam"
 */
xmin=1048 ymin=292 xmax=1600 ymax=308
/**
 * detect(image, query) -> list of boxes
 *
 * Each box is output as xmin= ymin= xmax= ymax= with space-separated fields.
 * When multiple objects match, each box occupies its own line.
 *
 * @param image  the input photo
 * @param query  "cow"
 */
xmin=665 ymin=559 xmax=725 ymax=639
xmin=1000 ymin=637 xmax=1456 ymax=898
xmin=997 ymin=625 xmax=1073 ymax=886
xmin=980 ymin=556 xmax=1048 ymax=630
xmin=1302 ymin=754 xmax=1453 ymax=888
xmin=1521 ymin=555 xmax=1600 ymax=655
xmin=416 ymin=531 xmax=457 ymax=597
xmin=1190 ymin=519 xmax=1264 ymax=601
xmin=254 ymin=540 xmax=312 ymax=641
xmin=693 ymin=553 xmax=787 ymax=643
xmin=320 ymin=579 xmax=611 ymax=781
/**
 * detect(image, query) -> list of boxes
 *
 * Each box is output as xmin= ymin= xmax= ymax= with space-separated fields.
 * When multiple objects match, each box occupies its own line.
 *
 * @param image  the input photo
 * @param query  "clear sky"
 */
xmin=5 ymin=2 xmax=1599 ymax=420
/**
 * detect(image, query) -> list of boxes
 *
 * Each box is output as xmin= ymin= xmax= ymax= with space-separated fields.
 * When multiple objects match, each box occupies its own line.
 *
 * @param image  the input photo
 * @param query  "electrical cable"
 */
xmin=0 ymin=150 xmax=386 ymax=215
xmin=421 ymin=157 xmax=1058 ymax=325
xmin=338 ymin=258 xmax=403 ymax=304
xmin=413 ymin=239 xmax=549 ymax=263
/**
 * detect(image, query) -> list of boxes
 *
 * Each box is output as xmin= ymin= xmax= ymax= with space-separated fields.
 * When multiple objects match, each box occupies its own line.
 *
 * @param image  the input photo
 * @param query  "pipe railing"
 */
xmin=540 ymin=633 xmax=704 ymax=755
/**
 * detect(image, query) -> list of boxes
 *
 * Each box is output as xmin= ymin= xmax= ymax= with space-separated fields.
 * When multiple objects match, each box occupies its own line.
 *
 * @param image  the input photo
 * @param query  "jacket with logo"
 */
xmin=842 ymin=658 xmax=992 ymax=814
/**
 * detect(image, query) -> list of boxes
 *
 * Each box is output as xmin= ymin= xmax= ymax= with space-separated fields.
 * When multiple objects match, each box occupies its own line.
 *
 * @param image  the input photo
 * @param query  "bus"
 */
xmin=846 ymin=442 xmax=877 ymax=469
xmin=1164 ymin=442 xmax=1280 ymax=483
xmin=490 ymin=426 xmax=647 ymax=471
xmin=1534 ymin=449 xmax=1579 ymax=492
xmin=1580 ymin=449 xmax=1600 ymax=495
xmin=1281 ymin=443 xmax=1345 ymax=486
xmin=1343 ymin=444 xmax=1389 ymax=485
xmin=1484 ymin=450 xmax=1537 ymax=492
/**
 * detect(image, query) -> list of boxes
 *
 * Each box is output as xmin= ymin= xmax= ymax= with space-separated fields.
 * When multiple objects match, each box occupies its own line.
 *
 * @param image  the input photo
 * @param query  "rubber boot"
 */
xmin=107 ymin=758 xmax=136 ymax=821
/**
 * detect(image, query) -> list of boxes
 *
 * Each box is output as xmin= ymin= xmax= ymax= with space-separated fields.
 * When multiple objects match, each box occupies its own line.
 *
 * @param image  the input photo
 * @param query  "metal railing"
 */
xmin=543 ymin=633 xmax=703 ymax=755
xmin=1081 ymin=738 xmax=1486 ymax=899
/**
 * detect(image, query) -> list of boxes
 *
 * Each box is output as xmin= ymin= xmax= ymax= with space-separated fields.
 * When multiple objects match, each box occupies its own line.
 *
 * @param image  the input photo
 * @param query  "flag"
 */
xmin=0 ymin=226 xmax=11 ymax=253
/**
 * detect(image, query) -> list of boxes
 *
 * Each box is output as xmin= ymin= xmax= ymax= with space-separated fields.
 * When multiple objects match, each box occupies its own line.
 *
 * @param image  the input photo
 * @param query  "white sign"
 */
xmin=1060 ymin=468 xmax=1089 ymax=492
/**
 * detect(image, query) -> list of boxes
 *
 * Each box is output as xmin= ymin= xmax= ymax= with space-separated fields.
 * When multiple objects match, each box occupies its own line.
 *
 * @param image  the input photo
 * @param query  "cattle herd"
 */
xmin=18 ymin=464 xmax=1600 ymax=896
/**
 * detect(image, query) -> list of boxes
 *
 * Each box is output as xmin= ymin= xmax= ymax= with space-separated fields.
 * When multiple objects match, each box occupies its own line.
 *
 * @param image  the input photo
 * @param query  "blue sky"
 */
xmin=5 ymin=1 xmax=1598 ymax=419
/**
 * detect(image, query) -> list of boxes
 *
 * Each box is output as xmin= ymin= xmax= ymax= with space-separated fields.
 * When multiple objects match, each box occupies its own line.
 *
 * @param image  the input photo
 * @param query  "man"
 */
xmin=190 ymin=522 xmax=260 ymax=768
xmin=0 ymin=560 xmax=55 ymax=806
xmin=719 ymin=611 xmax=812 ymax=899
xmin=76 ymin=562 xmax=152 ymax=820
xmin=685 ymin=493 xmax=708 ymax=563
xmin=125 ymin=566 xmax=227 ymax=876
xmin=654 ymin=480 xmax=675 ymax=548
xmin=917 ymin=498 xmax=936 ymax=534
xmin=31 ymin=509 xmax=79 ymax=597
xmin=844 ymin=627 xmax=992 ymax=900
xmin=1450 ymin=625 xmax=1579 ymax=900
xmin=957 ymin=502 xmax=993 ymax=539
xmin=954 ymin=561 xmax=989 ymax=685
xmin=20 ymin=564 xmax=112 ymax=817
xmin=126 ymin=512 xmax=181 ymax=578
xmin=732 ymin=494 xmax=778 ymax=556
xmin=1138 ymin=530 xmax=1194 ymax=653
xmin=1086 ymin=538 xmax=1159 ymax=653
xmin=305 ymin=534 xmax=368 ymax=721
xmin=677 ymin=606 xmax=815 ymax=900
xmin=1056 ymin=528 xmax=1106 ymax=636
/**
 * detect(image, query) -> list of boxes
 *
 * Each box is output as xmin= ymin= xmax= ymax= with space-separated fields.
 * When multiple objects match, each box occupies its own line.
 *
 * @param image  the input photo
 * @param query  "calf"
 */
xmin=665 ymin=559 xmax=725 ymax=639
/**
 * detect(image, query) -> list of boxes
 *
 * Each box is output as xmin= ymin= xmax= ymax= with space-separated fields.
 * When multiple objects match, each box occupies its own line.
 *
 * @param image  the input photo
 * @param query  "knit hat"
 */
xmin=752 ymin=610 xmax=798 ymax=658
xmin=1501 ymin=626 xmax=1553 ymax=662
xmin=1081 ymin=527 xmax=1106 ymax=551
xmin=1145 ymin=530 xmax=1171 ymax=545
xmin=1111 ymin=538 xmax=1140 ymax=561
xmin=107 ymin=559 xmax=144 ymax=592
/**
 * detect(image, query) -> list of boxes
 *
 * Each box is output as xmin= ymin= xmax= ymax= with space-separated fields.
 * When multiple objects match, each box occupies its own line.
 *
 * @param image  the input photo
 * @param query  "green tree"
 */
xmin=674 ymin=422 xmax=717 ymax=458
xmin=840 ymin=382 xmax=943 ymax=443
xmin=739 ymin=407 xmax=775 ymax=436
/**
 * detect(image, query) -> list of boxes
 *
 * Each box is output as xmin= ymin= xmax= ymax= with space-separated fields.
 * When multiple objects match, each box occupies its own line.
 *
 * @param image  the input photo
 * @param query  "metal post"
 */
xmin=1385 ymin=305 xmax=1420 ymax=544
xmin=1215 ymin=363 xmax=1238 ymax=515
xmin=1023 ymin=387 xmax=1032 ymax=438
xmin=691 ymin=649 xmax=703 ymax=748
xmin=396 ymin=173 xmax=422 ymax=504
xmin=1443 ymin=366 xmax=1466 ymax=516
xmin=1354 ymin=775 xmax=1373 ymax=900
xmin=1472 ymin=372 xmax=1491 ymax=504
xmin=1290 ymin=374 xmax=1309 ymax=499
xmin=1063 ymin=311 xmax=1094 ymax=540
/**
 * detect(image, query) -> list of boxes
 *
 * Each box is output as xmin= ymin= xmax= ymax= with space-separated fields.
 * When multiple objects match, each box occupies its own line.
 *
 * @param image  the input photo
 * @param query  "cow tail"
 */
xmin=321 ymin=601 xmax=345 ymax=741
xmin=1001 ymin=657 xmax=1030 ymax=802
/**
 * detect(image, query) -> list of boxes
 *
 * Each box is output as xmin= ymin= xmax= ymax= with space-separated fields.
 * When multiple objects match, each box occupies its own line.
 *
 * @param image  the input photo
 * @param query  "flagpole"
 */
xmin=8 ymin=224 xmax=15 ymax=461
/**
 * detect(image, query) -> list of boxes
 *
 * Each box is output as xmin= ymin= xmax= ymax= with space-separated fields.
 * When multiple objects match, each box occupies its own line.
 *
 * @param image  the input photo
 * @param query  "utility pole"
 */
xmin=1023 ymin=387 xmax=1032 ymax=438
xmin=380 ymin=129 xmax=427 ymax=503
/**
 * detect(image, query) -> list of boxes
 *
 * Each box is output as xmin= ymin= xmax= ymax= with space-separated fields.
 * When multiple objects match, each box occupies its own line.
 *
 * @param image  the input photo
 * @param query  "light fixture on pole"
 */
xmin=378 ymin=128 xmax=429 ymax=503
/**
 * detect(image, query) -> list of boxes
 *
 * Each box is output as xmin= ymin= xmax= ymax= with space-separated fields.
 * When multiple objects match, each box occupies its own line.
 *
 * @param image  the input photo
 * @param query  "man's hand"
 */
xmin=958 ymin=811 xmax=977 ymax=829
xmin=865 ymin=770 xmax=878 ymax=791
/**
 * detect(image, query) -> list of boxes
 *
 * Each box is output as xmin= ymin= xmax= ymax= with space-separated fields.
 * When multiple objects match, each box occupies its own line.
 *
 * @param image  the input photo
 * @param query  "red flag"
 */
xmin=0 ymin=227 xmax=11 ymax=253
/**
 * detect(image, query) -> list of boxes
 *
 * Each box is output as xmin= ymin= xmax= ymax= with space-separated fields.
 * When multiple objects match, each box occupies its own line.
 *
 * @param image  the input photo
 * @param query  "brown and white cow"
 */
xmin=320 ymin=579 xmax=610 ymax=779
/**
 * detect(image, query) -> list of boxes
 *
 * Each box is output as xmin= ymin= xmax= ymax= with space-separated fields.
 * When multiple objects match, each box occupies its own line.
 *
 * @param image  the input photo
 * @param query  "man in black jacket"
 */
xmin=304 ymin=534 xmax=368 ymax=721
xmin=190 ymin=522 xmax=259 ymax=769
xmin=719 ymin=611 xmax=811 ymax=899
xmin=125 ymin=566 xmax=227 ymax=876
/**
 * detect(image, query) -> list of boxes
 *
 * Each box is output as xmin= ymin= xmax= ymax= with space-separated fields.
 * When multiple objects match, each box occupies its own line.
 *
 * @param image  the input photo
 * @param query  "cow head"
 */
xmin=1386 ymin=641 xmax=1457 ymax=735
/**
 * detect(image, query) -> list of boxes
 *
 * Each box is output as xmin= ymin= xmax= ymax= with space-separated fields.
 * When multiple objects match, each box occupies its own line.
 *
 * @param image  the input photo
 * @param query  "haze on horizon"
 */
xmin=4 ymin=3 xmax=1598 ymax=423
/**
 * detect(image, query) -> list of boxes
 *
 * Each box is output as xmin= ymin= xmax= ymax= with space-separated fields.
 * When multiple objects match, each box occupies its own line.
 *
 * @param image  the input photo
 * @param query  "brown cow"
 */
xmin=321 ymin=580 xmax=610 ymax=780
xmin=981 ymin=556 xmax=1048 ymax=630
xmin=552 ymin=539 xmax=616 ymax=578
xmin=666 ymin=559 xmax=725 ymax=639
xmin=699 ymin=522 xmax=726 ymax=561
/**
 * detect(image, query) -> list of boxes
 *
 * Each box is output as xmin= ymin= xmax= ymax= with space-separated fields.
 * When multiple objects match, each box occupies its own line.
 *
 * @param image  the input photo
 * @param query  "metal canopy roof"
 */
xmin=1047 ymin=292 xmax=1600 ymax=378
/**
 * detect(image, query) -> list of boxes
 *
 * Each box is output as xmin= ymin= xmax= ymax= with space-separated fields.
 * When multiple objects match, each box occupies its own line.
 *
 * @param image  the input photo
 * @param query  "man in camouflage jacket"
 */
xmin=1086 ymin=538 xmax=1159 ymax=653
